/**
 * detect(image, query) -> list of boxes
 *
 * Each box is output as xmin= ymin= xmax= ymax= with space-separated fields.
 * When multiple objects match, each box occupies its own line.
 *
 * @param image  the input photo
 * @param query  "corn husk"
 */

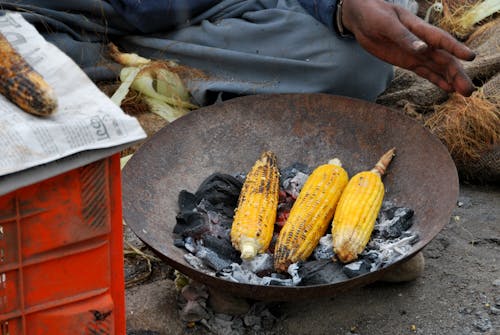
xmin=438 ymin=0 xmax=500 ymax=38
xmin=109 ymin=44 xmax=198 ymax=123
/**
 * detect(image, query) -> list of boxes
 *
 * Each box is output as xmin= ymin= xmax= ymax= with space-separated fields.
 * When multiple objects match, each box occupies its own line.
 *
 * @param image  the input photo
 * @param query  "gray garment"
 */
xmin=0 ymin=0 xmax=393 ymax=105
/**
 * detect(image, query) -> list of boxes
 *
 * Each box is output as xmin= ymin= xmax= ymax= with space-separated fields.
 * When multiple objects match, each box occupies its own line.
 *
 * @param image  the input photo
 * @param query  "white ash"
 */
xmin=218 ymin=262 xmax=301 ymax=286
xmin=240 ymin=253 xmax=274 ymax=274
xmin=183 ymin=237 xmax=234 ymax=272
xmin=195 ymin=246 xmax=233 ymax=272
xmin=314 ymin=234 xmax=335 ymax=260
xmin=281 ymin=170 xmax=309 ymax=198
xmin=183 ymin=253 xmax=216 ymax=276
xmin=364 ymin=234 xmax=419 ymax=272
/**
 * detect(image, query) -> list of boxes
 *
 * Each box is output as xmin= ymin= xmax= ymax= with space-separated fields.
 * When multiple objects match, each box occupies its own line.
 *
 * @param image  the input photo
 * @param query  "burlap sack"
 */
xmin=377 ymin=17 xmax=499 ymax=183
xmin=425 ymin=72 xmax=499 ymax=184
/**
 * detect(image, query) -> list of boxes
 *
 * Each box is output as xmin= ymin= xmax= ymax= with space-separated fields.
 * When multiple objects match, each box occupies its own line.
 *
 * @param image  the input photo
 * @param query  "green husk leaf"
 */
xmin=111 ymin=66 xmax=142 ymax=106
xmin=143 ymin=96 xmax=191 ymax=122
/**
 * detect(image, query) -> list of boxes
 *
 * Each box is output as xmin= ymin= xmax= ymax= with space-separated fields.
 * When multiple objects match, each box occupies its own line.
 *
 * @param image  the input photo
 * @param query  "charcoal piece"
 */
xmin=313 ymin=234 xmax=335 ymax=260
xmin=196 ymin=246 xmax=233 ymax=272
xmin=343 ymin=259 xmax=373 ymax=278
xmin=279 ymin=163 xmax=312 ymax=183
xmin=173 ymin=238 xmax=185 ymax=248
xmin=376 ymin=207 xmax=414 ymax=239
xmin=174 ymin=211 xmax=208 ymax=238
xmin=265 ymin=278 xmax=294 ymax=286
xmin=184 ymin=253 xmax=215 ymax=275
xmin=184 ymin=237 xmax=197 ymax=253
xmin=194 ymin=173 xmax=242 ymax=217
xmin=298 ymin=259 xmax=348 ymax=285
xmin=202 ymin=234 xmax=240 ymax=264
xmin=178 ymin=190 xmax=197 ymax=213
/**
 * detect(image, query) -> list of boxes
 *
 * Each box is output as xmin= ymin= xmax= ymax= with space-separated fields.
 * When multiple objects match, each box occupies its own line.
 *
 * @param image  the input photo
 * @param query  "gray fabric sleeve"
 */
xmin=116 ymin=0 xmax=393 ymax=104
xmin=0 ymin=0 xmax=393 ymax=106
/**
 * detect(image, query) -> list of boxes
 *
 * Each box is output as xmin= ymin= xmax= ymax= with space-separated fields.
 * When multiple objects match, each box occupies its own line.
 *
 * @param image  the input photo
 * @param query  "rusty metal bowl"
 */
xmin=122 ymin=94 xmax=458 ymax=301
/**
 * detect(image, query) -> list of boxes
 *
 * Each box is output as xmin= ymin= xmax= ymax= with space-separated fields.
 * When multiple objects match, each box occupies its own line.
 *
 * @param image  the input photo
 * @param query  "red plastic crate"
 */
xmin=0 ymin=154 xmax=125 ymax=334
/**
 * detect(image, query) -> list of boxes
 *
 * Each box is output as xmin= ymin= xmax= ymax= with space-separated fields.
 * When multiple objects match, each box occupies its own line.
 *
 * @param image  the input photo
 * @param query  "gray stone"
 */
xmin=378 ymin=251 xmax=425 ymax=282
xmin=125 ymin=279 xmax=185 ymax=335
xmin=208 ymin=287 xmax=251 ymax=315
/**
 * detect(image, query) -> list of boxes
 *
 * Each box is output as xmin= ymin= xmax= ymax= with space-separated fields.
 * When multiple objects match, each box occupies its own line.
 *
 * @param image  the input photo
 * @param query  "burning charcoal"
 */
xmin=184 ymin=253 xmax=216 ymax=276
xmin=202 ymin=235 xmax=240 ymax=264
xmin=241 ymin=253 xmax=274 ymax=274
xmin=298 ymin=259 xmax=348 ymax=285
xmin=195 ymin=246 xmax=233 ymax=272
xmin=313 ymin=234 xmax=335 ymax=260
xmin=194 ymin=173 xmax=242 ymax=217
xmin=343 ymin=259 xmax=373 ymax=278
xmin=375 ymin=206 xmax=414 ymax=239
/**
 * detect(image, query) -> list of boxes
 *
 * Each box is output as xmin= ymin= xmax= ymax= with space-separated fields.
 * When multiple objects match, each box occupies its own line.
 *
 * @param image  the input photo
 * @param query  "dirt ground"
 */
xmin=124 ymin=183 xmax=499 ymax=335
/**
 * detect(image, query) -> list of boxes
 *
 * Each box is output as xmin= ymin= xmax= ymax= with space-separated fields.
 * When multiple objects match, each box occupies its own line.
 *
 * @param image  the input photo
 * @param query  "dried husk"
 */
xmin=438 ymin=0 xmax=500 ymax=39
xmin=425 ymin=74 xmax=499 ymax=183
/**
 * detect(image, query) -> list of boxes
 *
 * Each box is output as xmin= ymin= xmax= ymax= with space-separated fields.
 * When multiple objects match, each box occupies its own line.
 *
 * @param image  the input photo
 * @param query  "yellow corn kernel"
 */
xmin=0 ymin=32 xmax=57 ymax=116
xmin=230 ymin=151 xmax=280 ymax=260
xmin=274 ymin=158 xmax=348 ymax=272
xmin=332 ymin=148 xmax=395 ymax=263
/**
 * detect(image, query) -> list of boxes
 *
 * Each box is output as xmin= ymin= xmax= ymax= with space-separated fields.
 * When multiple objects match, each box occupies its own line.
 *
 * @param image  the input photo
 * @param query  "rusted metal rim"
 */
xmin=122 ymin=94 xmax=459 ymax=301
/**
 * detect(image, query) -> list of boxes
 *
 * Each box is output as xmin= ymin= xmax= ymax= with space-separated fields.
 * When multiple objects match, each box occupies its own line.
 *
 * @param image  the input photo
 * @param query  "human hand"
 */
xmin=341 ymin=0 xmax=476 ymax=96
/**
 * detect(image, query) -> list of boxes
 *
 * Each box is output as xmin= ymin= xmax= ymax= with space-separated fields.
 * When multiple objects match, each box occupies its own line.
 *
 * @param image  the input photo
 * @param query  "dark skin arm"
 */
xmin=341 ymin=0 xmax=476 ymax=96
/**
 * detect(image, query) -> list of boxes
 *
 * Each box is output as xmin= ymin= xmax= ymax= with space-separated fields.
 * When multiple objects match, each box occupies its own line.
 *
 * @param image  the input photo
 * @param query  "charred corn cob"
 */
xmin=230 ymin=151 xmax=280 ymax=260
xmin=0 ymin=32 xmax=57 ymax=116
xmin=274 ymin=158 xmax=348 ymax=272
xmin=332 ymin=148 xmax=396 ymax=263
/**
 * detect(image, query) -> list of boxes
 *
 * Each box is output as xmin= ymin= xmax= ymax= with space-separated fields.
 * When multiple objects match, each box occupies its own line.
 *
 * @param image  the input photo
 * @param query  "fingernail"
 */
xmin=468 ymin=51 xmax=476 ymax=61
xmin=412 ymin=40 xmax=427 ymax=51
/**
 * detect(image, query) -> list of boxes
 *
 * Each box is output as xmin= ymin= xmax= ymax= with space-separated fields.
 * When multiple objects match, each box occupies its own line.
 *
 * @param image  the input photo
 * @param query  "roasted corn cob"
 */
xmin=230 ymin=151 xmax=280 ymax=260
xmin=274 ymin=158 xmax=348 ymax=272
xmin=332 ymin=148 xmax=396 ymax=263
xmin=0 ymin=32 xmax=57 ymax=116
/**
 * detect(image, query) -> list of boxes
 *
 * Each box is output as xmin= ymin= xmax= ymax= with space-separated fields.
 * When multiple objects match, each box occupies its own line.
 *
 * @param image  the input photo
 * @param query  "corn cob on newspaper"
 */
xmin=0 ymin=13 xmax=146 ymax=195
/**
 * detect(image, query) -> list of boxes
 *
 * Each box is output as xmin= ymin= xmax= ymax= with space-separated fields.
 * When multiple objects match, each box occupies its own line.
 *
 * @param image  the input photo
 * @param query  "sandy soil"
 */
xmin=125 ymin=183 xmax=499 ymax=335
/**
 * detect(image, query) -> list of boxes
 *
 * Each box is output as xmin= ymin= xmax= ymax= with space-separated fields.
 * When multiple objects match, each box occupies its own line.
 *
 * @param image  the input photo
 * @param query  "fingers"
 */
xmin=413 ymin=66 xmax=452 ymax=92
xmin=387 ymin=6 xmax=476 ymax=95
xmin=397 ymin=7 xmax=476 ymax=61
xmin=425 ymin=49 xmax=476 ymax=96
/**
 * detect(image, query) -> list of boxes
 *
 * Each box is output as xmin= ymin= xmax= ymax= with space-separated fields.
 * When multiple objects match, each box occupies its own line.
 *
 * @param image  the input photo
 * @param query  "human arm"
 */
xmin=339 ymin=0 xmax=476 ymax=96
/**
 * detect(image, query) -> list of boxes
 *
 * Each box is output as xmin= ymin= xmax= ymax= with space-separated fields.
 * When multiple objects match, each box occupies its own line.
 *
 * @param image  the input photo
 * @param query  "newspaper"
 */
xmin=0 ymin=13 xmax=147 ymax=193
